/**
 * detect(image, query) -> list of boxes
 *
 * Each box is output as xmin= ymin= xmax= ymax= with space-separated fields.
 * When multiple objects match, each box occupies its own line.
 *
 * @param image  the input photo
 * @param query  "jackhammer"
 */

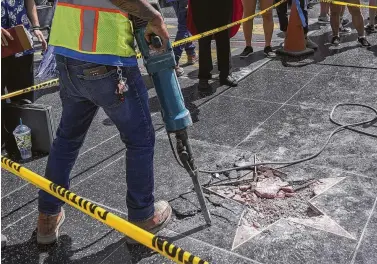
xmin=130 ymin=1 xmax=212 ymax=225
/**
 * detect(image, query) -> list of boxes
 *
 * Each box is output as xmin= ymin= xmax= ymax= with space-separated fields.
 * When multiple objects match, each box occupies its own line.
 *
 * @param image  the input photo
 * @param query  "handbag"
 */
xmin=3 ymin=101 xmax=56 ymax=157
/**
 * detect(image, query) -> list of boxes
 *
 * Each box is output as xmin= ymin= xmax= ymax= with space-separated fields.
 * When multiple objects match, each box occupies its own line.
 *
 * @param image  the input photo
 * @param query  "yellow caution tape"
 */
xmin=320 ymin=0 xmax=377 ymax=9
xmin=1 ymin=78 xmax=59 ymax=100
xmin=3 ymin=0 xmax=374 ymax=99
xmin=134 ymin=0 xmax=288 ymax=59
xmin=0 ymin=0 xmax=293 ymax=98
xmin=172 ymin=0 xmax=287 ymax=48
xmin=1 ymin=156 xmax=209 ymax=264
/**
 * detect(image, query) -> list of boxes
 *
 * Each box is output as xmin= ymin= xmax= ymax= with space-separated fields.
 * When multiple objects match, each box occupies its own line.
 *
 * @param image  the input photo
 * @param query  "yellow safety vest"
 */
xmin=49 ymin=0 xmax=136 ymax=58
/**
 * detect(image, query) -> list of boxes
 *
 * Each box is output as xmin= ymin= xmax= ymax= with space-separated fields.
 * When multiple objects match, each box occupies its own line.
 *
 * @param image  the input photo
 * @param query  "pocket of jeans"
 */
xmin=77 ymin=69 xmax=122 ymax=109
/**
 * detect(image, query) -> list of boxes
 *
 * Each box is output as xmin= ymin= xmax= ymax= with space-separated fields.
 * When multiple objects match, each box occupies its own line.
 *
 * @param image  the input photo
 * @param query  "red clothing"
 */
xmin=187 ymin=0 xmax=243 ymax=38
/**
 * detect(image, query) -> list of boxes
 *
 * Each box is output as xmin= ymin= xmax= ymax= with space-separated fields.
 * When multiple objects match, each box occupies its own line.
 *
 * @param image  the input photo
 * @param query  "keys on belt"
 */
xmin=116 ymin=66 xmax=128 ymax=102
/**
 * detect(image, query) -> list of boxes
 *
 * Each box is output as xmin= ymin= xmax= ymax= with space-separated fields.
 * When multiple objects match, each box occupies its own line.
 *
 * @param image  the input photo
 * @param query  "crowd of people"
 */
xmin=0 ymin=0 xmax=376 ymax=249
xmin=169 ymin=0 xmax=376 ymax=93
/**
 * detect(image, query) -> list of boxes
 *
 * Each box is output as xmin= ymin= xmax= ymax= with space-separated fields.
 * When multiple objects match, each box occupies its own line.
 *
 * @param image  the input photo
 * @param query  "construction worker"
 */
xmin=36 ymin=0 xmax=172 ymax=245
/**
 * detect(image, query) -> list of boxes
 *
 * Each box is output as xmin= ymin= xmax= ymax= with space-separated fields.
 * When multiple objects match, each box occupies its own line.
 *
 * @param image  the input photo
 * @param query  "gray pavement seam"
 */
xmin=163 ymin=229 xmax=265 ymax=264
xmin=2 ymin=208 xmax=36 ymax=231
xmin=222 ymin=94 xmax=335 ymax=112
xmin=98 ymin=239 xmax=128 ymax=264
xmin=261 ymin=66 xmax=377 ymax=80
xmin=235 ymin=65 xmax=330 ymax=147
xmin=2 ymin=155 xmax=125 ymax=231
xmin=314 ymin=164 xmax=377 ymax=180
xmin=350 ymin=196 xmax=377 ymax=264
xmin=1 ymin=133 xmax=120 ymax=199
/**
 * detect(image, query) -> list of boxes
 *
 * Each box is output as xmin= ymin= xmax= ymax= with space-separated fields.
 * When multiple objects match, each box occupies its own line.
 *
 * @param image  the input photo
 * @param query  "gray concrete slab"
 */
xmin=352 ymin=202 xmax=377 ymax=264
xmin=2 ymin=2 xmax=377 ymax=264
xmin=234 ymin=218 xmax=356 ymax=264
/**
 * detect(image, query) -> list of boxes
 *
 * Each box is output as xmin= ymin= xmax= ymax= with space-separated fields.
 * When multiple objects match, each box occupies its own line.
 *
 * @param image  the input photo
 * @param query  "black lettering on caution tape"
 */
xmin=152 ymin=236 xmax=204 ymax=264
xmin=2 ymin=157 xmax=22 ymax=172
xmin=97 ymin=210 xmax=109 ymax=220
xmin=165 ymin=241 xmax=178 ymax=258
xmin=83 ymin=200 xmax=89 ymax=210
xmin=20 ymin=80 xmax=58 ymax=95
xmin=178 ymin=248 xmax=184 ymax=262
xmin=49 ymin=183 xmax=109 ymax=221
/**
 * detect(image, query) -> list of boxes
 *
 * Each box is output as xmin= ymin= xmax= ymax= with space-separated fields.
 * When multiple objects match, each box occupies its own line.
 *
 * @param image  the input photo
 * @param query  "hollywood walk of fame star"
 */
xmin=206 ymin=176 xmax=356 ymax=250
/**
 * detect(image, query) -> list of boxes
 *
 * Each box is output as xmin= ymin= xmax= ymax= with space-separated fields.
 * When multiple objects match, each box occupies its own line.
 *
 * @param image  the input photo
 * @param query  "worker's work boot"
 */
xmin=37 ymin=208 xmax=65 ymax=245
xmin=126 ymin=201 xmax=172 ymax=244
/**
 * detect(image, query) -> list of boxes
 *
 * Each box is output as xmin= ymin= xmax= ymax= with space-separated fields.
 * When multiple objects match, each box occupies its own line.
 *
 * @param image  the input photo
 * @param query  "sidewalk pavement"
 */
xmin=2 ymin=3 xmax=377 ymax=264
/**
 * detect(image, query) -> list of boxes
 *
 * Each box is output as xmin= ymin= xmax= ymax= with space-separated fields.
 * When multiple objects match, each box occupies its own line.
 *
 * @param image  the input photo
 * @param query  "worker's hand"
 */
xmin=33 ymin=29 xmax=47 ymax=51
xmin=144 ymin=15 xmax=169 ymax=51
xmin=1 ymin=27 xmax=14 ymax=46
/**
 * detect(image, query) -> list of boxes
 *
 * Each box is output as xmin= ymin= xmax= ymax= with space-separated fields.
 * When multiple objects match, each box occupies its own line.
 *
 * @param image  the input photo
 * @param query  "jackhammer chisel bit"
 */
xmin=175 ymin=130 xmax=212 ymax=225
xmin=130 ymin=0 xmax=212 ymax=225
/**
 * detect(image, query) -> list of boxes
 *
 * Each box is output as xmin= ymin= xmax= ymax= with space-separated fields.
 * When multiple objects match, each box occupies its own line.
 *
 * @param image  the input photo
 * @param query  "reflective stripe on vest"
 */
xmin=49 ymin=0 xmax=135 ymax=57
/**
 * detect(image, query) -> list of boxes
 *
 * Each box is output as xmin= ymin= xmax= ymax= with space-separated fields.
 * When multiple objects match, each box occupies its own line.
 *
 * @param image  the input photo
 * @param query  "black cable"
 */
xmin=168 ymin=103 xmax=377 ymax=174
xmin=167 ymin=132 xmax=185 ymax=168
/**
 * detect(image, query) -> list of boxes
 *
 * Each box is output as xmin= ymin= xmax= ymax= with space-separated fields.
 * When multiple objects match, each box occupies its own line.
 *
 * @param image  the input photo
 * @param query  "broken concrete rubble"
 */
xmin=203 ymin=161 xmax=329 ymax=230
xmin=239 ymin=185 xmax=251 ymax=191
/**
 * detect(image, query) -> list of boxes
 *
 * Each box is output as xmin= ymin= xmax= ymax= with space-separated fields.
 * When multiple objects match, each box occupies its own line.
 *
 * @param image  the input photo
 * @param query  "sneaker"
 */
xmin=318 ymin=15 xmax=330 ymax=23
xmin=198 ymin=79 xmax=211 ymax=90
xmin=239 ymin=46 xmax=253 ymax=58
xmin=331 ymin=36 xmax=341 ymax=46
xmin=263 ymin=46 xmax=276 ymax=58
xmin=187 ymin=54 xmax=198 ymax=65
xmin=175 ymin=66 xmax=184 ymax=77
xmin=365 ymin=24 xmax=377 ymax=34
xmin=220 ymin=75 xmax=238 ymax=87
xmin=198 ymin=79 xmax=216 ymax=95
xmin=306 ymin=38 xmax=319 ymax=50
xmin=37 ymin=208 xmax=66 ymax=245
xmin=357 ymin=37 xmax=371 ymax=47
xmin=127 ymin=201 xmax=172 ymax=244
xmin=339 ymin=26 xmax=352 ymax=34
xmin=307 ymin=1 xmax=315 ymax=9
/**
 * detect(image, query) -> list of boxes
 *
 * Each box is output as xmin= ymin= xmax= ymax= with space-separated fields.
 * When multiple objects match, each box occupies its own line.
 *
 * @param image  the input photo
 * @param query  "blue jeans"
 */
xmin=38 ymin=55 xmax=155 ymax=221
xmin=171 ymin=0 xmax=196 ymax=64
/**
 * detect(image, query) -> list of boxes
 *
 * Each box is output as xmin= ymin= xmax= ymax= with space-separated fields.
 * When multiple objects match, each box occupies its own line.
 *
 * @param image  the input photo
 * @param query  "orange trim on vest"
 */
xmin=92 ymin=11 xmax=99 ymax=52
xmin=79 ymin=9 xmax=84 ymax=51
xmin=57 ymin=2 xmax=128 ymax=17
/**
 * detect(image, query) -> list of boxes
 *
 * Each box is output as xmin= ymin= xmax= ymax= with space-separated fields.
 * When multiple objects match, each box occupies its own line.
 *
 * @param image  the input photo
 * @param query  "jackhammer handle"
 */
xmin=151 ymin=35 xmax=162 ymax=49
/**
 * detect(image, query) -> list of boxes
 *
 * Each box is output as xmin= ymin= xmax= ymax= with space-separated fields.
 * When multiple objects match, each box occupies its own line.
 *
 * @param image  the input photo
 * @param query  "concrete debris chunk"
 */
xmin=280 ymin=186 xmax=294 ymax=193
xmin=234 ymin=159 xmax=251 ymax=168
xmin=276 ymin=190 xmax=286 ymax=198
xmin=233 ymin=194 xmax=245 ymax=204
xmin=239 ymin=185 xmax=251 ymax=191
xmin=255 ymin=177 xmax=283 ymax=198
xmin=206 ymin=163 xmax=317 ymax=229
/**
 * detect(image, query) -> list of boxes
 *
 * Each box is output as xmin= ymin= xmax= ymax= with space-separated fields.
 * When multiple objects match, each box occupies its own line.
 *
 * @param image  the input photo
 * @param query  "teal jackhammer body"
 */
xmin=130 ymin=1 xmax=212 ymax=225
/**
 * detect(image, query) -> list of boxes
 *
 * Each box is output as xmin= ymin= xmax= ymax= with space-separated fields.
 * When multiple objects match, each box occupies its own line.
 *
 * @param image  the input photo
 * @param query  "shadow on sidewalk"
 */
xmin=1 ymin=230 xmax=148 ymax=264
xmin=275 ymin=31 xmax=369 ymax=68
xmin=2 ymin=226 xmax=210 ymax=264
